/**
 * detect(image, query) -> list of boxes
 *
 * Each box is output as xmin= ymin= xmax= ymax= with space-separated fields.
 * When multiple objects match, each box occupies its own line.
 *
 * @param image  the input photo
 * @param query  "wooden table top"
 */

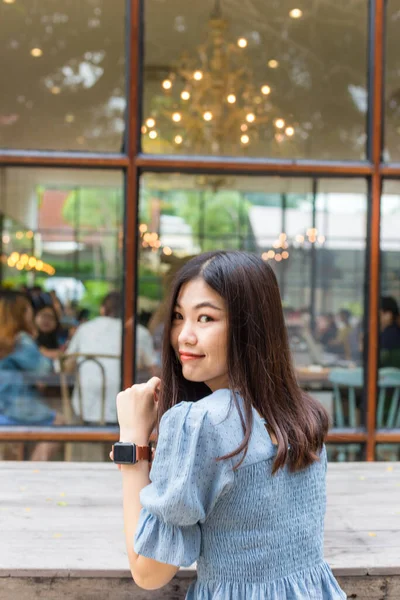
xmin=296 ymin=366 xmax=331 ymax=383
xmin=0 ymin=461 xmax=399 ymax=578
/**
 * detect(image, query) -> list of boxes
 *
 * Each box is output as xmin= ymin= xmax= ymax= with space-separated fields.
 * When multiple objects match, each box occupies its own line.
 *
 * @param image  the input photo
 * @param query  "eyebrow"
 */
xmin=175 ymin=301 xmax=223 ymax=311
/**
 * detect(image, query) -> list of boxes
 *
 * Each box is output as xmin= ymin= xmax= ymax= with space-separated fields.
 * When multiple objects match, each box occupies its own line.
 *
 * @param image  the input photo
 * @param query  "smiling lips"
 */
xmin=179 ymin=352 xmax=205 ymax=362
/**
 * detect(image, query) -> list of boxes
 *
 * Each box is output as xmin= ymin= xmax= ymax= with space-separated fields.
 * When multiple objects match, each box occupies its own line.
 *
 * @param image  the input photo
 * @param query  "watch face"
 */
xmin=114 ymin=443 xmax=135 ymax=464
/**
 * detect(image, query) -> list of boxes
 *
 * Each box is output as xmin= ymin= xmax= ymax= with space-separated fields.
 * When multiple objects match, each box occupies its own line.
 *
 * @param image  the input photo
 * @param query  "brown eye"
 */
xmin=172 ymin=311 xmax=183 ymax=321
xmin=199 ymin=315 xmax=213 ymax=323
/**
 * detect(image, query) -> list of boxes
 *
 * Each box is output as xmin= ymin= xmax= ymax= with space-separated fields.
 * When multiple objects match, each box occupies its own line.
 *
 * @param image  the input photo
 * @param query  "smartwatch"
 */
xmin=113 ymin=442 xmax=152 ymax=465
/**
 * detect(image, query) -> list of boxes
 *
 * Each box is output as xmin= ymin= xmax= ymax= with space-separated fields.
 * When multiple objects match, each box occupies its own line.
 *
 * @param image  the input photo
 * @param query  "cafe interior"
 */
xmin=0 ymin=0 xmax=400 ymax=462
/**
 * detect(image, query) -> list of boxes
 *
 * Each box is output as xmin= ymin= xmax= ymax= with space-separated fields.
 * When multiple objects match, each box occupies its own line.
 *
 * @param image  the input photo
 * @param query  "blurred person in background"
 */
xmin=46 ymin=291 xmax=73 ymax=346
xmin=49 ymin=290 xmax=63 ymax=316
xmin=380 ymin=296 xmax=400 ymax=368
xmin=34 ymin=304 xmax=63 ymax=359
xmin=136 ymin=311 xmax=159 ymax=382
xmin=0 ymin=290 xmax=63 ymax=460
xmin=318 ymin=313 xmax=338 ymax=351
xmin=326 ymin=309 xmax=353 ymax=360
xmin=77 ymin=308 xmax=90 ymax=324
xmin=65 ymin=291 xmax=124 ymax=424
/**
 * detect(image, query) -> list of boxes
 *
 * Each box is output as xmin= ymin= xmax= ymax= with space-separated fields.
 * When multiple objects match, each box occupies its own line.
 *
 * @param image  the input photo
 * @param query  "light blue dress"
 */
xmin=135 ymin=389 xmax=346 ymax=599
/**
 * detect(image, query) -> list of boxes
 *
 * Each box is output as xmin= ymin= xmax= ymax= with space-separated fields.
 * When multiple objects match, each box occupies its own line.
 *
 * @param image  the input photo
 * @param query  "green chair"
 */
xmin=328 ymin=367 xmax=400 ymax=462
xmin=377 ymin=368 xmax=400 ymax=429
xmin=376 ymin=368 xmax=400 ymax=461
xmin=328 ymin=368 xmax=363 ymax=462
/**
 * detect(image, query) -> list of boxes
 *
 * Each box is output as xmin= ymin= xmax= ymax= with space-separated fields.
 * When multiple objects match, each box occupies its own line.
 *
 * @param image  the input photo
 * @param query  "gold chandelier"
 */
xmin=143 ymin=0 xmax=295 ymax=155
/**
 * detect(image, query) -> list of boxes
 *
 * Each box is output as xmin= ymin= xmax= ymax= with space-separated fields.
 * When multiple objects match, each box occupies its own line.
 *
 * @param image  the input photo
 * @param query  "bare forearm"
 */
xmin=121 ymin=461 xmax=150 ymax=572
xmin=115 ymin=379 xmax=179 ymax=589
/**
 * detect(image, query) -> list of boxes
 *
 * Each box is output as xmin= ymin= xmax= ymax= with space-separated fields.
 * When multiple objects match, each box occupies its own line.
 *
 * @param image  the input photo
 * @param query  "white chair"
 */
xmin=59 ymin=353 xmax=120 ymax=461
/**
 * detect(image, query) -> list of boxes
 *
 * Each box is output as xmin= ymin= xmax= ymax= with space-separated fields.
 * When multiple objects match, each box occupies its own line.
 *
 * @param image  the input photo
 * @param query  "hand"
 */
xmin=116 ymin=377 xmax=161 ymax=444
xmin=109 ymin=446 xmax=121 ymax=471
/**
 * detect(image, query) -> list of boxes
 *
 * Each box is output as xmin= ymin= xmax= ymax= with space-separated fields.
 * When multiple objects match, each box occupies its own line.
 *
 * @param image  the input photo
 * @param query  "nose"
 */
xmin=178 ymin=319 xmax=197 ymax=346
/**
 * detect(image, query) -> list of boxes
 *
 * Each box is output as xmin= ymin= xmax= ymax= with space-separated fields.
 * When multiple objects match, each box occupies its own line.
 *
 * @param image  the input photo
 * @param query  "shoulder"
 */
xmin=70 ymin=322 xmax=86 ymax=338
xmin=16 ymin=332 xmax=36 ymax=350
xmin=71 ymin=317 xmax=115 ymax=337
xmin=76 ymin=318 xmax=99 ymax=333
xmin=154 ymin=392 xmax=236 ymax=488
xmin=98 ymin=317 xmax=122 ymax=337
xmin=17 ymin=332 xmax=34 ymax=343
xmin=158 ymin=389 xmax=236 ymax=460
xmin=161 ymin=388 xmax=233 ymax=431
xmin=382 ymin=324 xmax=400 ymax=342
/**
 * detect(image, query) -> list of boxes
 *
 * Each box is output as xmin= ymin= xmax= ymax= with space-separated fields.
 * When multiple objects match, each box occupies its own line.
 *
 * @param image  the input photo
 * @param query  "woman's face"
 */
xmin=170 ymin=277 xmax=229 ymax=392
xmin=35 ymin=307 xmax=57 ymax=333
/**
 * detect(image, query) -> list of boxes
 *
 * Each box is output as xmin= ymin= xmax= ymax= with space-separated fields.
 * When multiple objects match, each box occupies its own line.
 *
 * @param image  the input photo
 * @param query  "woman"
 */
xmin=35 ymin=304 xmax=62 ymax=359
xmin=319 ymin=313 xmax=338 ymax=350
xmin=111 ymin=251 xmax=346 ymax=599
xmin=0 ymin=290 xmax=63 ymax=460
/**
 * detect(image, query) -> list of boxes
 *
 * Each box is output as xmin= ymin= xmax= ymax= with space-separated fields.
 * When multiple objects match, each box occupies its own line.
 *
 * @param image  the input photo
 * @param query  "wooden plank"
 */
xmin=0 ymin=151 xmax=129 ymax=168
xmin=0 ymin=462 xmax=399 ymax=579
xmin=0 ymin=428 xmax=119 ymax=442
xmin=135 ymin=154 xmax=374 ymax=175
xmin=336 ymin=576 xmax=400 ymax=600
xmin=0 ymin=576 xmax=193 ymax=600
xmin=0 ymin=575 xmax=399 ymax=600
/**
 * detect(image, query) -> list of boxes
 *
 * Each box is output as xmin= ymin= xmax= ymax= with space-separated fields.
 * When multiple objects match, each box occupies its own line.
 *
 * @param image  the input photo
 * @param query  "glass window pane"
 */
xmin=137 ymin=173 xmax=368 ymax=435
xmin=0 ymin=441 xmax=113 ymax=462
xmin=326 ymin=443 xmax=365 ymax=462
xmin=0 ymin=1 xmax=126 ymax=152
xmin=379 ymin=181 xmax=400 ymax=431
xmin=0 ymin=168 xmax=124 ymax=447
xmin=143 ymin=0 xmax=368 ymax=160
xmin=376 ymin=444 xmax=400 ymax=461
xmin=385 ymin=1 xmax=400 ymax=161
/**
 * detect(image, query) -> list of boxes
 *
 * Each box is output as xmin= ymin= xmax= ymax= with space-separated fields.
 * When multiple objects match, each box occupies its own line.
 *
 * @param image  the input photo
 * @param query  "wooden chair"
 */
xmin=59 ymin=353 xmax=120 ymax=461
xmin=377 ymin=368 xmax=400 ymax=429
xmin=376 ymin=367 xmax=400 ymax=461
xmin=328 ymin=368 xmax=363 ymax=461
xmin=328 ymin=367 xmax=400 ymax=461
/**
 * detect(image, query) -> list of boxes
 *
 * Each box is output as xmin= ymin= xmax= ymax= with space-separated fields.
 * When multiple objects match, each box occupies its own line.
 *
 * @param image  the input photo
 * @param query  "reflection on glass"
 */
xmin=143 ymin=0 xmax=368 ymax=159
xmin=378 ymin=182 xmax=400 ymax=431
xmin=326 ymin=443 xmax=364 ymax=463
xmin=137 ymin=174 xmax=367 ymax=435
xmin=385 ymin=1 xmax=400 ymax=161
xmin=0 ymin=168 xmax=124 ymax=449
xmin=376 ymin=444 xmax=400 ymax=461
xmin=0 ymin=441 xmax=112 ymax=462
xmin=0 ymin=1 xmax=126 ymax=152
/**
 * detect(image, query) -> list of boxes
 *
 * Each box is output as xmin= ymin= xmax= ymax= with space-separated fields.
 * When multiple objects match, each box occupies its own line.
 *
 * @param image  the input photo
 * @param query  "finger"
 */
xmin=146 ymin=377 xmax=161 ymax=394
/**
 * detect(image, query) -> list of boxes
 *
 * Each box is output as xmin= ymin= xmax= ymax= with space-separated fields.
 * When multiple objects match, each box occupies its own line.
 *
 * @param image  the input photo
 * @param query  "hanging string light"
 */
xmin=3 ymin=252 xmax=56 ymax=276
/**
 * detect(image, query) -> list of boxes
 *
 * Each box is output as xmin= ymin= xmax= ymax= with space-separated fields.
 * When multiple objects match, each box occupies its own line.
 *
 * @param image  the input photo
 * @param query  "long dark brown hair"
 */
xmin=157 ymin=251 xmax=329 ymax=474
xmin=0 ymin=290 xmax=34 ymax=359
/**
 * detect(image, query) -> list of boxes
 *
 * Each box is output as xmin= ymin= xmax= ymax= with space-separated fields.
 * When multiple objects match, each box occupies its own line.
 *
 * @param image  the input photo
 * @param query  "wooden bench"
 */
xmin=0 ymin=461 xmax=399 ymax=599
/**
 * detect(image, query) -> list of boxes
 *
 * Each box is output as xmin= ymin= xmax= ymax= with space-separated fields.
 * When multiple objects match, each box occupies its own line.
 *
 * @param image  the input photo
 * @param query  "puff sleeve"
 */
xmin=134 ymin=401 xmax=234 ymax=566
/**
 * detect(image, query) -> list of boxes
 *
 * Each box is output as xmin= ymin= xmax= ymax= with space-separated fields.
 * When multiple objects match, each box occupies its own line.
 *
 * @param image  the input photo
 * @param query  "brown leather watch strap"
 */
xmin=135 ymin=445 xmax=152 ymax=462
